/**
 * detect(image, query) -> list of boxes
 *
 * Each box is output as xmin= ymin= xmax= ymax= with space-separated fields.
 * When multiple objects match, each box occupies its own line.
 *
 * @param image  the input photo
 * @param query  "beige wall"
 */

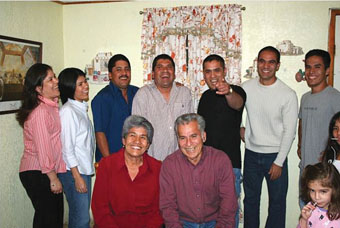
xmin=1 ymin=1 xmax=340 ymax=227
xmin=63 ymin=2 xmax=340 ymax=227
xmin=0 ymin=2 xmax=64 ymax=227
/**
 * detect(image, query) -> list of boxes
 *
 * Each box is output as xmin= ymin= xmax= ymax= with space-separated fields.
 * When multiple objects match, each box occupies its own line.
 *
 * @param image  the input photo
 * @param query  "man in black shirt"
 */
xmin=197 ymin=54 xmax=246 ymax=228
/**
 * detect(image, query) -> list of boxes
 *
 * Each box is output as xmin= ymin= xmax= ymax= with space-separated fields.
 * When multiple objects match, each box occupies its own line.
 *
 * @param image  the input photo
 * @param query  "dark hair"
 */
xmin=58 ymin=68 xmax=86 ymax=104
xmin=305 ymin=49 xmax=331 ymax=70
xmin=258 ymin=46 xmax=280 ymax=63
xmin=152 ymin=54 xmax=175 ymax=72
xmin=108 ymin=54 xmax=131 ymax=73
xmin=175 ymin=113 xmax=205 ymax=138
xmin=16 ymin=63 xmax=53 ymax=127
xmin=122 ymin=115 xmax=154 ymax=144
xmin=300 ymin=162 xmax=340 ymax=220
xmin=203 ymin=54 xmax=225 ymax=70
xmin=322 ymin=112 xmax=340 ymax=163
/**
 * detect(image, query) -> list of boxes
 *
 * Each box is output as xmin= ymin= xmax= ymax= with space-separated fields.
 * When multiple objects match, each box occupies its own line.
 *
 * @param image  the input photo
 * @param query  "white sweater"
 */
xmin=241 ymin=77 xmax=298 ymax=166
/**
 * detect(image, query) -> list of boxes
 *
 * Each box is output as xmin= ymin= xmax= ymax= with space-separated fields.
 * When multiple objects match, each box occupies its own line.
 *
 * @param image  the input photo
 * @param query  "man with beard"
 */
xmin=297 ymin=49 xmax=340 ymax=207
xmin=92 ymin=54 xmax=139 ymax=162
xmin=132 ymin=54 xmax=193 ymax=161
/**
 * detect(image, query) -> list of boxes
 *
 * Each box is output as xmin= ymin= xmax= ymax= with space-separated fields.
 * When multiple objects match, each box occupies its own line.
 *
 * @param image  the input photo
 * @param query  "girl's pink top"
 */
xmin=297 ymin=206 xmax=340 ymax=228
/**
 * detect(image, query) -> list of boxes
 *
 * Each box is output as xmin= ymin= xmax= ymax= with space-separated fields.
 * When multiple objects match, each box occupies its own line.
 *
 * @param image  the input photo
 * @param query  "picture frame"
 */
xmin=0 ymin=35 xmax=42 ymax=114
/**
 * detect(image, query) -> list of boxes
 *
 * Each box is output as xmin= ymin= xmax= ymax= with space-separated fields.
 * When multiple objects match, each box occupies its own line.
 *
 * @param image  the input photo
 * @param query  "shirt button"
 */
xmin=196 ymin=194 xmax=200 ymax=198
xmin=169 ymin=126 xmax=172 ymax=129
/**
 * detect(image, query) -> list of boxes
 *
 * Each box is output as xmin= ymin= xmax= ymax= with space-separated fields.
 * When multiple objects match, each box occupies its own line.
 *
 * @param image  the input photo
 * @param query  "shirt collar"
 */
xmin=109 ymin=81 xmax=120 ymax=93
xmin=116 ymin=148 xmax=151 ymax=174
xmin=67 ymin=98 xmax=88 ymax=111
xmin=38 ymin=95 xmax=59 ymax=108
xmin=109 ymin=81 xmax=131 ymax=94
xmin=150 ymin=81 xmax=177 ymax=95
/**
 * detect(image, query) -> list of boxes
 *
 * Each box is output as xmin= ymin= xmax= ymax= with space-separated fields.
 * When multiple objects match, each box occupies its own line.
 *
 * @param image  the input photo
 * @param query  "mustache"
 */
xmin=119 ymin=75 xmax=129 ymax=79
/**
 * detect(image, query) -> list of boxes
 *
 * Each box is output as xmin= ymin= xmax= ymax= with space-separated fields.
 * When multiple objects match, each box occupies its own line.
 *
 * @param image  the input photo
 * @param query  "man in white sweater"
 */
xmin=241 ymin=46 xmax=298 ymax=228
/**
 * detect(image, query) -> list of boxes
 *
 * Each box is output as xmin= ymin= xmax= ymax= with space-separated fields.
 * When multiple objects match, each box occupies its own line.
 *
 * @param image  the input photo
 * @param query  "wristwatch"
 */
xmin=226 ymin=86 xmax=233 ymax=96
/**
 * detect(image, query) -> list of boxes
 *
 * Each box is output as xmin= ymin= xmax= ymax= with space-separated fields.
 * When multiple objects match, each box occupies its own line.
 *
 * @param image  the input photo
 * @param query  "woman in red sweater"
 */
xmin=91 ymin=115 xmax=163 ymax=228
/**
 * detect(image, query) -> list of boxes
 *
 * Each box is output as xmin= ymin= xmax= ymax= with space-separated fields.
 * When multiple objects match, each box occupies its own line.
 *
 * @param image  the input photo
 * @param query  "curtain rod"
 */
xmin=139 ymin=6 xmax=246 ymax=15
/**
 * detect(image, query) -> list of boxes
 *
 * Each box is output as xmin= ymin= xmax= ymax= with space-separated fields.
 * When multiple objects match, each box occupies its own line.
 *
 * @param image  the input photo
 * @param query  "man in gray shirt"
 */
xmin=298 ymin=49 xmax=340 ymax=206
xmin=298 ymin=49 xmax=340 ymax=167
xmin=132 ymin=54 xmax=193 ymax=161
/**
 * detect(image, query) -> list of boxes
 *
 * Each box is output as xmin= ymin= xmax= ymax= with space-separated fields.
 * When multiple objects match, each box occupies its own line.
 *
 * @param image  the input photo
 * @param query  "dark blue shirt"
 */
xmin=91 ymin=82 xmax=139 ymax=162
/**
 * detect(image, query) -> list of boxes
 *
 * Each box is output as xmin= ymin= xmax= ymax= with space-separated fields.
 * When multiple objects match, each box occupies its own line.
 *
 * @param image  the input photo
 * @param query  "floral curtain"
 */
xmin=141 ymin=4 xmax=242 ymax=109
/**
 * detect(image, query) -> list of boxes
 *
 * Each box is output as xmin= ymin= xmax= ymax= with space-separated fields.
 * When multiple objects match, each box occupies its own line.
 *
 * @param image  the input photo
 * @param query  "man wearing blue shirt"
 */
xmin=91 ymin=54 xmax=138 ymax=162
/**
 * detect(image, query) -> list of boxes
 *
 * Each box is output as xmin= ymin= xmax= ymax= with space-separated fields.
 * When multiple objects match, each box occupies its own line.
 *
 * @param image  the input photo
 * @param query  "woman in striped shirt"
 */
xmin=17 ymin=63 xmax=66 ymax=228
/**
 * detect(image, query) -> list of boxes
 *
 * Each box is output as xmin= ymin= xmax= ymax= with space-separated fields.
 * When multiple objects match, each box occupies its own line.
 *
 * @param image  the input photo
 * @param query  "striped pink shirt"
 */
xmin=19 ymin=96 xmax=66 ymax=174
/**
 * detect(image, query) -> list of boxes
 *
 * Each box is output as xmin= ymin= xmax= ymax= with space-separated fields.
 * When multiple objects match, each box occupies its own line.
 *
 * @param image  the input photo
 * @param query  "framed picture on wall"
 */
xmin=0 ymin=35 xmax=42 ymax=114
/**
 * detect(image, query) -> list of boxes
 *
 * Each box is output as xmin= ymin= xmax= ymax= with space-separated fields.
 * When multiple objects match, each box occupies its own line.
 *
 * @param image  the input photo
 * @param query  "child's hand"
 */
xmin=301 ymin=202 xmax=316 ymax=221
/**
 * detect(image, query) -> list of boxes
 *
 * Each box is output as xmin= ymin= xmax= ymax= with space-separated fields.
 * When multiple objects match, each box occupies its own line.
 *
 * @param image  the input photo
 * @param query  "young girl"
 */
xmin=322 ymin=111 xmax=340 ymax=172
xmin=298 ymin=162 xmax=340 ymax=228
xmin=58 ymin=68 xmax=95 ymax=228
xmin=17 ymin=63 xmax=66 ymax=228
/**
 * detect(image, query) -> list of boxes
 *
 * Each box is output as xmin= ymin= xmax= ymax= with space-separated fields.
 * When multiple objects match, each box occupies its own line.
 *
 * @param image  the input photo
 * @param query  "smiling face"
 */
xmin=177 ymin=120 xmax=206 ymax=165
xmin=73 ymin=75 xmax=89 ymax=102
xmin=36 ymin=70 xmax=59 ymax=100
xmin=203 ymin=60 xmax=226 ymax=90
xmin=257 ymin=50 xmax=280 ymax=85
xmin=153 ymin=59 xmax=175 ymax=89
xmin=109 ymin=60 xmax=131 ymax=90
xmin=305 ymin=55 xmax=329 ymax=93
xmin=332 ymin=120 xmax=340 ymax=145
xmin=308 ymin=180 xmax=332 ymax=209
xmin=123 ymin=127 xmax=150 ymax=159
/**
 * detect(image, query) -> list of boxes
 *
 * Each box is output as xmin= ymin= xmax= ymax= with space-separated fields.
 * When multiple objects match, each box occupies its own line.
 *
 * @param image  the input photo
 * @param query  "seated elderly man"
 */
xmin=160 ymin=113 xmax=237 ymax=228
xmin=91 ymin=115 xmax=163 ymax=228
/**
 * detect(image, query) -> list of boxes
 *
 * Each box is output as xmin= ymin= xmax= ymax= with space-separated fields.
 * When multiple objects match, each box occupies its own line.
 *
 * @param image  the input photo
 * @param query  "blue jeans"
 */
xmin=243 ymin=149 xmax=288 ymax=228
xmin=233 ymin=168 xmax=242 ymax=228
xmin=182 ymin=220 xmax=216 ymax=228
xmin=298 ymin=166 xmax=306 ymax=209
xmin=59 ymin=171 xmax=92 ymax=228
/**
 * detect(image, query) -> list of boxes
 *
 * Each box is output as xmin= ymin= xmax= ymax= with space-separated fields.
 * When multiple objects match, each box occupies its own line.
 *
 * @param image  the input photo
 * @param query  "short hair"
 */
xmin=108 ymin=54 xmax=131 ymax=73
xmin=58 ymin=68 xmax=85 ymax=104
xmin=152 ymin=54 xmax=175 ymax=72
xmin=258 ymin=46 xmax=281 ymax=63
xmin=305 ymin=49 xmax=331 ymax=69
xmin=174 ymin=113 xmax=206 ymax=137
xmin=300 ymin=162 xmax=340 ymax=220
xmin=16 ymin=63 xmax=52 ymax=127
xmin=203 ymin=54 xmax=225 ymax=69
xmin=122 ymin=115 xmax=154 ymax=144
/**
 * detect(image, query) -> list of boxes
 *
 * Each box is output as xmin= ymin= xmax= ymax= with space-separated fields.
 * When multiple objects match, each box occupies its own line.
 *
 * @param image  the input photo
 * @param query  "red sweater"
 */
xmin=92 ymin=148 xmax=163 ymax=228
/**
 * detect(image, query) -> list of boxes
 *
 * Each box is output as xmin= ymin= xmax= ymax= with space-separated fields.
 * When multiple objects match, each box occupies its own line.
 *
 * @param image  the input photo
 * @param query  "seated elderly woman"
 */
xmin=91 ymin=115 xmax=163 ymax=228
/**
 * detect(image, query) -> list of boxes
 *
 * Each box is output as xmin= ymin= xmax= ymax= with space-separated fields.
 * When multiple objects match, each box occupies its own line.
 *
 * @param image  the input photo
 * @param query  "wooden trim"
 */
xmin=52 ymin=1 xmax=124 ymax=5
xmin=328 ymin=9 xmax=340 ymax=86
